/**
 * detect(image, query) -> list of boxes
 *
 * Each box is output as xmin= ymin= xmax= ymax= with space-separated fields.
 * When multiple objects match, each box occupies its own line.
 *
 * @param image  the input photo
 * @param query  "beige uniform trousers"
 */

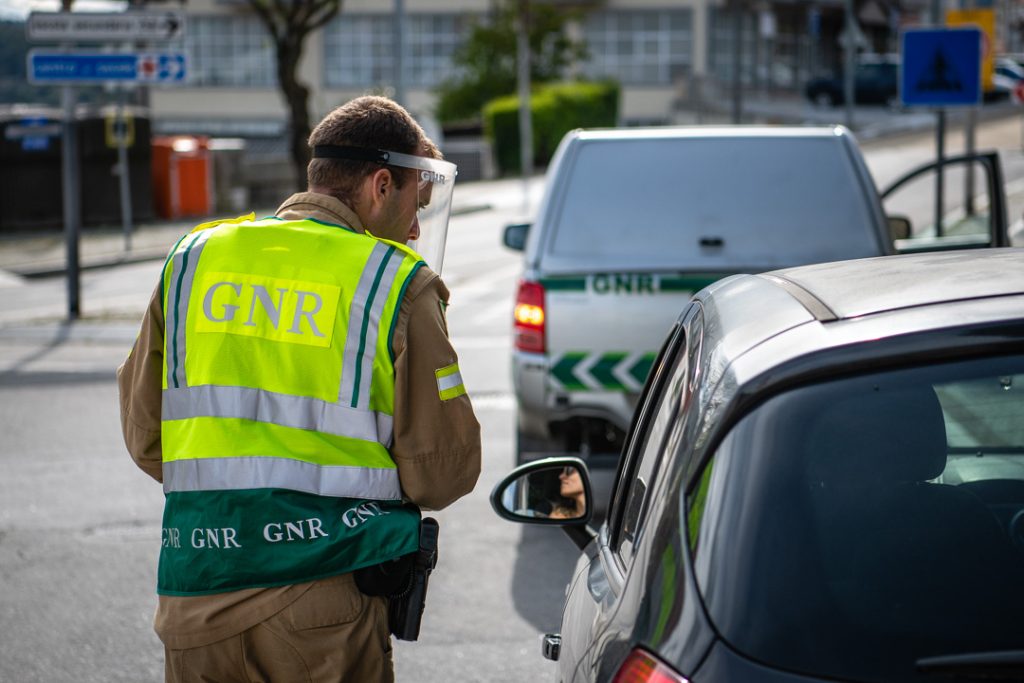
xmin=164 ymin=573 xmax=393 ymax=683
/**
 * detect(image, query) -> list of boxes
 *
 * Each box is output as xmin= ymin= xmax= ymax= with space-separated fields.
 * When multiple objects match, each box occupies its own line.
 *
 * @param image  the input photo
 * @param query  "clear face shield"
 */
xmin=383 ymin=150 xmax=457 ymax=273
xmin=312 ymin=145 xmax=458 ymax=273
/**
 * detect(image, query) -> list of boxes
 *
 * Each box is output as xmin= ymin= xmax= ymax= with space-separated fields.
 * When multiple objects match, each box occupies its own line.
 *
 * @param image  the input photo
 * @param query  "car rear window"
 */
xmin=687 ymin=353 xmax=1024 ymax=682
xmin=544 ymin=136 xmax=881 ymax=272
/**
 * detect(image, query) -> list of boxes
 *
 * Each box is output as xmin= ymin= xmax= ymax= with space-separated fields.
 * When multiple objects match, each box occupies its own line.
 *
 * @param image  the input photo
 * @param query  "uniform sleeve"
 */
xmin=116 ymin=283 xmax=166 ymax=483
xmin=390 ymin=269 xmax=482 ymax=510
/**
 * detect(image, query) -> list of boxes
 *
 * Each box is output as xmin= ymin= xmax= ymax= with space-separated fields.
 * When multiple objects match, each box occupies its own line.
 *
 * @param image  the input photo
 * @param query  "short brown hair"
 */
xmin=307 ymin=96 xmax=437 ymax=200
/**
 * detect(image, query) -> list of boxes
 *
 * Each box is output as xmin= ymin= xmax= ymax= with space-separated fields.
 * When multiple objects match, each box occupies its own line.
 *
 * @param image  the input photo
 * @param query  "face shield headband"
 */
xmin=312 ymin=145 xmax=458 ymax=273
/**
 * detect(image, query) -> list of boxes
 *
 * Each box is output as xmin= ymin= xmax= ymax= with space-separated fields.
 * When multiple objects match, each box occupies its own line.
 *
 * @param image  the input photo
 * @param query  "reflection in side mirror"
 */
xmin=503 ymin=222 xmax=531 ymax=251
xmin=887 ymin=215 xmax=912 ymax=241
xmin=490 ymin=457 xmax=592 ymax=526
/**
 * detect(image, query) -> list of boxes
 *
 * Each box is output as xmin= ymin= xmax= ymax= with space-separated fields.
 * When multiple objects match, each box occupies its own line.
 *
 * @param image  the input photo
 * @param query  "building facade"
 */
xmin=151 ymin=0 xmax=876 ymax=137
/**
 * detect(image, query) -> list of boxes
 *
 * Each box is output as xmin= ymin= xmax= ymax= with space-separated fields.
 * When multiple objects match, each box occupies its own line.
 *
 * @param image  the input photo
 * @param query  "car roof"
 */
xmin=568 ymin=125 xmax=851 ymax=142
xmin=685 ymin=249 xmax=1024 ymax=457
xmin=766 ymin=249 xmax=1024 ymax=321
xmin=695 ymin=248 xmax=1024 ymax=394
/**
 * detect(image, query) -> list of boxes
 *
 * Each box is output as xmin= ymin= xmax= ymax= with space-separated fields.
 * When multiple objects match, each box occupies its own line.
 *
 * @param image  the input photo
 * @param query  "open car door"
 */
xmin=881 ymin=151 xmax=1010 ymax=253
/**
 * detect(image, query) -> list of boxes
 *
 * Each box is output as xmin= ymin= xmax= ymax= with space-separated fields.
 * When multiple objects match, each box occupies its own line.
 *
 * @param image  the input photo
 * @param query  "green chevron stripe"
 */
xmin=591 ymin=352 xmax=628 ymax=390
xmin=629 ymin=353 xmax=657 ymax=386
xmin=551 ymin=352 xmax=588 ymax=390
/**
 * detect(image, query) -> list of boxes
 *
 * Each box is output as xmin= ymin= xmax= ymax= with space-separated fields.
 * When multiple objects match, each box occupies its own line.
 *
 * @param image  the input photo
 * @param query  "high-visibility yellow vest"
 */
xmin=157 ymin=215 xmax=423 ymax=596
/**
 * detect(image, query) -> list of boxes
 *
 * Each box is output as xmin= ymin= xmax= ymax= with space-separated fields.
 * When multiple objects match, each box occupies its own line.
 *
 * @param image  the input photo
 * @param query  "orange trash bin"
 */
xmin=152 ymin=135 xmax=213 ymax=219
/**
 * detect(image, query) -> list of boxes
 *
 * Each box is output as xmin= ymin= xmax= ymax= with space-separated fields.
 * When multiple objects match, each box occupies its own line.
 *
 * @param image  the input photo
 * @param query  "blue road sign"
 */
xmin=27 ymin=51 xmax=187 ymax=85
xmin=901 ymin=28 xmax=981 ymax=106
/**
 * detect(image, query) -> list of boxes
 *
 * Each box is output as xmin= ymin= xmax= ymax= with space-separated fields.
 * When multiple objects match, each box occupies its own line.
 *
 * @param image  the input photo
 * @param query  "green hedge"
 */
xmin=483 ymin=80 xmax=620 ymax=175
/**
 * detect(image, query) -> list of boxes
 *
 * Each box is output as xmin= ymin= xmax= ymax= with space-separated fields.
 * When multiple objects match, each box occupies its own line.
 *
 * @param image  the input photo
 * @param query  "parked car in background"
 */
xmin=992 ymin=55 xmax=1024 ymax=100
xmin=804 ymin=55 xmax=899 ymax=106
xmin=492 ymin=248 xmax=1024 ymax=683
xmin=503 ymin=125 xmax=1010 ymax=467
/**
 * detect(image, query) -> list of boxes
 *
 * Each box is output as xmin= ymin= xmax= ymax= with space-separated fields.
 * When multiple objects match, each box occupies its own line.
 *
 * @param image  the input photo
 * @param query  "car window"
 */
xmin=605 ymin=320 xmax=684 ymax=542
xmin=616 ymin=337 xmax=688 ymax=561
xmin=884 ymin=157 xmax=998 ymax=251
xmin=544 ymin=137 xmax=880 ymax=272
xmin=613 ymin=308 xmax=704 ymax=562
xmin=687 ymin=352 xmax=1024 ymax=683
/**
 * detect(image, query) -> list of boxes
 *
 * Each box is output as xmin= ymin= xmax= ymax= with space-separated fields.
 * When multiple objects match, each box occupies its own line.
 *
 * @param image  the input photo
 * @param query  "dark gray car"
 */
xmin=493 ymin=248 xmax=1024 ymax=682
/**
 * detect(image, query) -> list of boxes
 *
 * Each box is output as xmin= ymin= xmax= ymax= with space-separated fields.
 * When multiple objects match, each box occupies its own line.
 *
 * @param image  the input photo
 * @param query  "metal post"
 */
xmin=61 ymin=85 xmax=81 ymax=319
xmin=393 ymin=0 xmax=406 ymax=106
xmin=117 ymin=88 xmax=134 ymax=252
xmin=936 ymin=109 xmax=946 ymax=237
xmin=843 ymin=0 xmax=856 ymax=129
xmin=517 ymin=0 xmax=533 ymax=213
xmin=731 ymin=0 xmax=743 ymax=123
xmin=963 ymin=0 xmax=976 ymax=217
xmin=965 ymin=106 xmax=976 ymax=216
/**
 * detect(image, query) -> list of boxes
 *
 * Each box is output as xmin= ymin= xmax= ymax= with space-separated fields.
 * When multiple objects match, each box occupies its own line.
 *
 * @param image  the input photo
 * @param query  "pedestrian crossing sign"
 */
xmin=900 ymin=27 xmax=982 ymax=107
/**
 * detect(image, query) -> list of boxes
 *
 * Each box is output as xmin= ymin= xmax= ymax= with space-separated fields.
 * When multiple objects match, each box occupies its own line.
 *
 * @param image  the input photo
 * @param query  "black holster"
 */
xmin=354 ymin=517 xmax=439 ymax=642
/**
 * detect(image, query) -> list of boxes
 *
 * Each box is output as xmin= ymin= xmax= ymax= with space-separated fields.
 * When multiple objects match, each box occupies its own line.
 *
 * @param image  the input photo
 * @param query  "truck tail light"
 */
xmin=513 ymin=279 xmax=546 ymax=353
xmin=612 ymin=649 xmax=689 ymax=683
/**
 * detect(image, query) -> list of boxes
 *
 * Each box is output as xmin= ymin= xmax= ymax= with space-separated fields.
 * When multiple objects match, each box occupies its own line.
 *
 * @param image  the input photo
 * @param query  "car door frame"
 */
xmin=562 ymin=303 xmax=704 ymax=681
xmin=880 ymin=150 xmax=1010 ymax=249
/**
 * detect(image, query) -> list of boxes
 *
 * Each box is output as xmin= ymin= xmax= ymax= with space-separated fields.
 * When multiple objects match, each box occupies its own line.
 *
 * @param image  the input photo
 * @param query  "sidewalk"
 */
xmin=0 ymin=215 xmax=206 ymax=279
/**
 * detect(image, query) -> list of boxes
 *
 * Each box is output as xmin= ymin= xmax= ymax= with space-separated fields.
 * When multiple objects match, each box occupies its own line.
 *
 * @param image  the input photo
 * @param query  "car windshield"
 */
xmin=688 ymin=353 xmax=1024 ymax=682
xmin=546 ymin=136 xmax=881 ymax=271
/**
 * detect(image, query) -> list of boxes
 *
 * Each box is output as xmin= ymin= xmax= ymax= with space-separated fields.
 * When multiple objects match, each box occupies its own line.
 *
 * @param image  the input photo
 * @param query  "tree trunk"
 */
xmin=277 ymin=38 xmax=312 ymax=193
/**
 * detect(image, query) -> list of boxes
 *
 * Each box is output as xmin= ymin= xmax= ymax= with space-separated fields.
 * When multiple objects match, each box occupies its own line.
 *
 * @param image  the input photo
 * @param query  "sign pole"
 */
xmin=936 ymin=108 xmax=945 ymax=238
xmin=516 ymin=0 xmax=533 ymax=214
xmin=116 ymin=88 xmax=133 ymax=252
xmin=965 ymin=106 xmax=976 ymax=216
xmin=60 ymin=83 xmax=81 ymax=319
xmin=843 ymin=0 xmax=856 ymax=129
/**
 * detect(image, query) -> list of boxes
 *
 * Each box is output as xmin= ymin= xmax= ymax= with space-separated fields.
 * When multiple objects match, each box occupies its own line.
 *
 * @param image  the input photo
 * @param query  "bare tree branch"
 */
xmin=242 ymin=0 xmax=347 ymax=191
xmin=306 ymin=0 xmax=342 ymax=33
xmin=247 ymin=0 xmax=283 ymax=43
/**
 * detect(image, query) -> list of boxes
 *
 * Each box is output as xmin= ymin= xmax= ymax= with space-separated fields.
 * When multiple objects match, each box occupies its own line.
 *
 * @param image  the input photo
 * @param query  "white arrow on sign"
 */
xmin=27 ymin=10 xmax=186 ymax=42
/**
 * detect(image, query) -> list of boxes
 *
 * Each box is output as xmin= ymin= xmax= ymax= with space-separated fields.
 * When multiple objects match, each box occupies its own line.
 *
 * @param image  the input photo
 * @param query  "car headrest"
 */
xmin=804 ymin=385 xmax=948 ymax=485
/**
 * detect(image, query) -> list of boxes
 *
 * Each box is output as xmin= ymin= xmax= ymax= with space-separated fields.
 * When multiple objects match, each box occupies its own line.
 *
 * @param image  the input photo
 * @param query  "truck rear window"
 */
xmin=546 ymin=137 xmax=881 ymax=271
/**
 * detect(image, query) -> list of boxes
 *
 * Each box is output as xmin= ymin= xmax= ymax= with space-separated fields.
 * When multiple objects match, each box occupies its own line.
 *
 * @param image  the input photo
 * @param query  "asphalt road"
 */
xmin=2 ymin=116 xmax=1024 ymax=682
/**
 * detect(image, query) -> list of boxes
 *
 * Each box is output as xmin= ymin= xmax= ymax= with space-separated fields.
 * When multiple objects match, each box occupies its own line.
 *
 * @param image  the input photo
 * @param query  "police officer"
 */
xmin=117 ymin=96 xmax=481 ymax=682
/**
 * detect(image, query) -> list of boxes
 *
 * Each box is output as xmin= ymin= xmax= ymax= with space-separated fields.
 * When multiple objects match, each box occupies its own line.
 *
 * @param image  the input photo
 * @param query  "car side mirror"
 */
xmin=887 ymin=215 xmax=912 ymax=241
xmin=490 ymin=457 xmax=592 ymax=525
xmin=503 ymin=222 xmax=531 ymax=251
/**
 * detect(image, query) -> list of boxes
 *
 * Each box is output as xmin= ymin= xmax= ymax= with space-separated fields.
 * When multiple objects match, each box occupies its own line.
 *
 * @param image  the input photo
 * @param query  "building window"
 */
xmin=582 ymin=10 xmax=693 ymax=85
xmin=324 ymin=13 xmax=468 ymax=88
xmin=177 ymin=15 xmax=276 ymax=88
xmin=708 ymin=8 xmax=758 ymax=86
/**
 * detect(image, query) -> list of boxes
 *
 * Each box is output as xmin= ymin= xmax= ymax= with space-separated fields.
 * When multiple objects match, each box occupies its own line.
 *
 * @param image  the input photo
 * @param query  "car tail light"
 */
xmin=612 ymin=648 xmax=689 ymax=683
xmin=513 ymin=279 xmax=546 ymax=353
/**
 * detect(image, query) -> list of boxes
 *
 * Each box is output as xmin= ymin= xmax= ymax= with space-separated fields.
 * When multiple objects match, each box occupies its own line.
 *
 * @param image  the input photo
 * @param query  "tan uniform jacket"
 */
xmin=117 ymin=193 xmax=482 ymax=649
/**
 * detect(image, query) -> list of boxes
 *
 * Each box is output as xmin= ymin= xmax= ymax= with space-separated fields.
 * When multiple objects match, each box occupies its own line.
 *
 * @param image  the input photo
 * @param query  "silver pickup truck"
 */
xmin=504 ymin=125 xmax=1010 ymax=465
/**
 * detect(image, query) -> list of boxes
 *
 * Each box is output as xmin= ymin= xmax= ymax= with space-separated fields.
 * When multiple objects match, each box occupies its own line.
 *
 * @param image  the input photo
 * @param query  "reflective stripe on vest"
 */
xmin=161 ymin=385 xmax=394 ymax=446
xmin=163 ymin=456 xmax=400 ymax=499
xmin=166 ymin=228 xmax=215 ymax=389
